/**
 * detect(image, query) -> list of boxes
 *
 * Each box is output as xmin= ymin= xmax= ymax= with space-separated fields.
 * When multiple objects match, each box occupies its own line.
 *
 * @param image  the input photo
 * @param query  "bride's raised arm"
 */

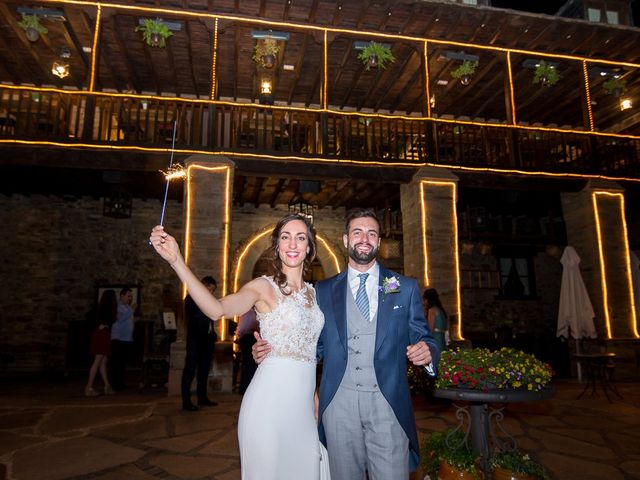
xmin=149 ymin=225 xmax=267 ymax=319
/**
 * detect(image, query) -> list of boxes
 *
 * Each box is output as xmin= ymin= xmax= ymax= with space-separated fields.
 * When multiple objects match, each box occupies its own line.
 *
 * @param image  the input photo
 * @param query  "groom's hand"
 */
xmin=252 ymin=332 xmax=271 ymax=364
xmin=406 ymin=341 xmax=432 ymax=366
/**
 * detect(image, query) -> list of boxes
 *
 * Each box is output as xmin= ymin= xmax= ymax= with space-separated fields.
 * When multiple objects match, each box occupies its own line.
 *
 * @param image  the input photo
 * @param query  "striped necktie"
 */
xmin=355 ymin=273 xmax=370 ymax=321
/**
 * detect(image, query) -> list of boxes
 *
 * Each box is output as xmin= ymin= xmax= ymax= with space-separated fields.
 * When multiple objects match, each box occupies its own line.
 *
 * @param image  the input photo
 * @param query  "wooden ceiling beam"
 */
xmin=0 ymin=3 xmax=52 ymax=86
xmin=317 ymin=180 xmax=349 ymax=208
xmin=253 ymin=176 xmax=267 ymax=207
xmin=110 ymin=15 xmax=142 ymax=92
xmin=269 ymin=178 xmax=288 ymax=207
xmin=371 ymin=44 xmax=420 ymax=112
xmin=60 ymin=7 xmax=90 ymax=70
xmin=234 ymin=175 xmax=247 ymax=206
xmin=184 ymin=20 xmax=200 ymax=98
xmin=166 ymin=38 xmax=180 ymax=96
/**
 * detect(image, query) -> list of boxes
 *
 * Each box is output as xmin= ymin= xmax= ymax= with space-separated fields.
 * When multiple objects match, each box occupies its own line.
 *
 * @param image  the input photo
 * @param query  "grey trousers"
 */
xmin=322 ymin=386 xmax=409 ymax=480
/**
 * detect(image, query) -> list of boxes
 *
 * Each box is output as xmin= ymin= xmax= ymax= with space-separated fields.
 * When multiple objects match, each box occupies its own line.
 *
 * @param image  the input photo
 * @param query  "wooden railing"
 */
xmin=1 ymin=87 xmax=639 ymax=177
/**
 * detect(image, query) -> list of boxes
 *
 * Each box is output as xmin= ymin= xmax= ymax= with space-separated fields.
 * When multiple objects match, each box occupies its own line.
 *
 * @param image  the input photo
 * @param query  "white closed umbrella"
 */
xmin=557 ymin=246 xmax=597 ymax=382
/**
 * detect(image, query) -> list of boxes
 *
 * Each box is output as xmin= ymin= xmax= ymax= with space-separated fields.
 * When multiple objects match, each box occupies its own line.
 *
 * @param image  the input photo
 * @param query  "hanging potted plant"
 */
xmin=533 ymin=61 xmax=560 ymax=87
xmin=423 ymin=430 xmax=482 ymax=480
xmin=357 ymin=41 xmax=395 ymax=71
xmin=135 ymin=18 xmax=173 ymax=48
xmin=602 ymin=77 xmax=626 ymax=97
xmin=451 ymin=60 xmax=479 ymax=86
xmin=490 ymin=450 xmax=549 ymax=480
xmin=18 ymin=14 xmax=48 ymax=42
xmin=253 ymin=38 xmax=280 ymax=69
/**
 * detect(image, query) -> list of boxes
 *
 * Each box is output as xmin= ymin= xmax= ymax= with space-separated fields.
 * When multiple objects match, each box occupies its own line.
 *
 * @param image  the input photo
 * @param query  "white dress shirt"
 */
xmin=348 ymin=263 xmax=379 ymax=321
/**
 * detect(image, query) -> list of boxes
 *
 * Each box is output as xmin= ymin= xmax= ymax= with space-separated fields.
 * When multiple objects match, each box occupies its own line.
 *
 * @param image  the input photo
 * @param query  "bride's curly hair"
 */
xmin=269 ymin=214 xmax=317 ymax=295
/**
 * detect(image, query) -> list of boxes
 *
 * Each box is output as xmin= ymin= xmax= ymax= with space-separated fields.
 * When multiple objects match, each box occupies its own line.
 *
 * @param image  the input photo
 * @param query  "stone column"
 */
xmin=561 ymin=180 xmax=636 ymax=339
xmin=168 ymin=154 xmax=235 ymax=395
xmin=400 ymin=167 xmax=461 ymax=338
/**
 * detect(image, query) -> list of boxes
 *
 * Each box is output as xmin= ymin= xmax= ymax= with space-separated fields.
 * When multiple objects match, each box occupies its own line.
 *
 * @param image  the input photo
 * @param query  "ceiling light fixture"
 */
xmin=51 ymin=47 xmax=71 ymax=78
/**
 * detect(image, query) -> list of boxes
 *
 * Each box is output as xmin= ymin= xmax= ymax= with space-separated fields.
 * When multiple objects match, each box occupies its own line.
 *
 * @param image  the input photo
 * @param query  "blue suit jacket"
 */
xmin=316 ymin=265 xmax=440 ymax=471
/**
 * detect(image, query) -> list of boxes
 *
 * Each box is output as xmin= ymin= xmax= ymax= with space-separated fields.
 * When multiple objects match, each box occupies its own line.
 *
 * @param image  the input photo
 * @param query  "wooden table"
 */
xmin=573 ymin=352 xmax=621 ymax=402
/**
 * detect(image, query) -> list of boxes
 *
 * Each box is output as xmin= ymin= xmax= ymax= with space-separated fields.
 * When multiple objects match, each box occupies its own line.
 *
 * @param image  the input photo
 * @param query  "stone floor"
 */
xmin=1 ymin=378 xmax=639 ymax=480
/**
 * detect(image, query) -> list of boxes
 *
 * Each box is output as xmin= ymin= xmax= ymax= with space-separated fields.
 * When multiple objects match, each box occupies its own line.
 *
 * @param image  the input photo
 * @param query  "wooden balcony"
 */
xmin=1 ymin=87 xmax=639 ymax=178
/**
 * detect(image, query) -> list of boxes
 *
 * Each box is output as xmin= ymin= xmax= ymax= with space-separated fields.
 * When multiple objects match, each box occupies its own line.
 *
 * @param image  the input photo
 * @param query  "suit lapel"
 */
xmin=332 ymin=271 xmax=349 ymax=352
xmin=375 ymin=265 xmax=395 ymax=354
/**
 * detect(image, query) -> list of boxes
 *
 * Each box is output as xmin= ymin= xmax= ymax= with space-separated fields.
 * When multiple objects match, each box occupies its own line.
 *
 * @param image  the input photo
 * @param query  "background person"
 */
xmin=423 ymin=287 xmax=448 ymax=353
xmin=110 ymin=287 xmax=135 ymax=391
xmin=182 ymin=275 xmax=219 ymax=411
xmin=85 ymin=289 xmax=117 ymax=397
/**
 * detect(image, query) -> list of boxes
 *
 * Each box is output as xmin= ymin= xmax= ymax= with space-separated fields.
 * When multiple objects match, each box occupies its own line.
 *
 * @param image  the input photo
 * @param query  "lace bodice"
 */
xmin=257 ymin=276 xmax=324 ymax=363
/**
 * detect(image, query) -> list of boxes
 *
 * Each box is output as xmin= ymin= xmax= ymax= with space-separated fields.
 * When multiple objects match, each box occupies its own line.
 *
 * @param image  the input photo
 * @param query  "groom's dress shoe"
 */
xmin=182 ymin=403 xmax=199 ymax=412
xmin=198 ymin=398 xmax=218 ymax=407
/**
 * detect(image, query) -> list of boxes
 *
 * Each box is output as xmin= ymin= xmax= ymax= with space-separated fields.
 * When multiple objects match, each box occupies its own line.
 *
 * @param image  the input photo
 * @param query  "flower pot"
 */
xmin=460 ymin=74 xmax=471 ymax=86
xmin=25 ymin=26 xmax=40 ymax=42
xmin=539 ymin=75 xmax=550 ymax=87
xmin=262 ymin=53 xmax=276 ymax=69
xmin=367 ymin=54 xmax=379 ymax=69
xmin=492 ymin=467 xmax=537 ymax=480
xmin=438 ymin=461 xmax=479 ymax=480
xmin=150 ymin=32 xmax=161 ymax=47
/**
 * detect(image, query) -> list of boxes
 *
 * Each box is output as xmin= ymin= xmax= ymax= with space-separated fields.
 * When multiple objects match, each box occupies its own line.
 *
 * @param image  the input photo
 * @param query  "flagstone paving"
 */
xmin=0 ymin=379 xmax=639 ymax=479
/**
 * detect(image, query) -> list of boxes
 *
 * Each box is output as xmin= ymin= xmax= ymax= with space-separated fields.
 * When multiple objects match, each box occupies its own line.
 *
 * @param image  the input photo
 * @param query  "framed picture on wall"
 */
xmin=95 ymin=284 xmax=141 ymax=316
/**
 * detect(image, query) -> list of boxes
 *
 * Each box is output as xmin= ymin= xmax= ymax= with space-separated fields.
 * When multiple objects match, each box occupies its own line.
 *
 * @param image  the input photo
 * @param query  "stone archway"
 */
xmin=232 ymin=226 xmax=343 ymax=292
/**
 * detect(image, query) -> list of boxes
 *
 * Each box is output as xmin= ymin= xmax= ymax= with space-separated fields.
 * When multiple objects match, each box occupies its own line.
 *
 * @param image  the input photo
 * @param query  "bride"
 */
xmin=149 ymin=214 xmax=329 ymax=480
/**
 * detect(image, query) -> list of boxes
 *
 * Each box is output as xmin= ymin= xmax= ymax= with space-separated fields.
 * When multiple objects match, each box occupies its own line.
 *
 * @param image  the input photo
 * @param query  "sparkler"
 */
xmin=158 ymin=120 xmax=181 ymax=226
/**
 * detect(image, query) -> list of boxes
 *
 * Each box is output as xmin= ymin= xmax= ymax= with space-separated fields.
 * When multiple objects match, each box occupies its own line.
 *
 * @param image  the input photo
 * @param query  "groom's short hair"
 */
xmin=345 ymin=207 xmax=380 ymax=233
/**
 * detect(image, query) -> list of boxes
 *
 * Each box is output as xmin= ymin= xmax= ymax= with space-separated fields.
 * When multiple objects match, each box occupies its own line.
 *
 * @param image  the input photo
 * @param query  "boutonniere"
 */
xmin=381 ymin=276 xmax=401 ymax=295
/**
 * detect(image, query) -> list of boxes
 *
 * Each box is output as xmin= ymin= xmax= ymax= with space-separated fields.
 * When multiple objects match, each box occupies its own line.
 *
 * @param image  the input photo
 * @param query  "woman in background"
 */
xmin=85 ymin=289 xmax=117 ymax=396
xmin=423 ymin=287 xmax=448 ymax=353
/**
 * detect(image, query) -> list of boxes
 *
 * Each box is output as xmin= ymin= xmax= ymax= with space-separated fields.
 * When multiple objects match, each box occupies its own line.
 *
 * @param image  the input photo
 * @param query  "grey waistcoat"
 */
xmin=340 ymin=286 xmax=380 ymax=392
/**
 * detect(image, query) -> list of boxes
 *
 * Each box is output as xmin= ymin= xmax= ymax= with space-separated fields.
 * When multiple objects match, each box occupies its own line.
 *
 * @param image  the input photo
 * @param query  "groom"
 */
xmin=255 ymin=208 xmax=439 ymax=479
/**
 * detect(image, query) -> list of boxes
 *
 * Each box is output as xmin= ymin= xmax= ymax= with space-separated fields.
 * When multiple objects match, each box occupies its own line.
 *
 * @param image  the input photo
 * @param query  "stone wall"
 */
xmin=0 ymin=193 xmax=184 ymax=375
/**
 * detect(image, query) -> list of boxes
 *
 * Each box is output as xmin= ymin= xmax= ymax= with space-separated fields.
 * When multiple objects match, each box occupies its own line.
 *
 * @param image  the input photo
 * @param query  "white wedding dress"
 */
xmin=238 ymin=276 xmax=330 ymax=480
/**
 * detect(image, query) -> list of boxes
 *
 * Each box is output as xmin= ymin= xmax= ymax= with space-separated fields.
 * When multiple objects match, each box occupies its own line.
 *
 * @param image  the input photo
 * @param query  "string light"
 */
xmin=88 ymin=5 xmax=101 ymax=92
xmin=420 ymin=180 xmax=463 ymax=340
xmin=592 ymin=191 xmax=639 ymax=339
xmin=184 ymin=164 xmax=231 ymax=339
xmin=582 ymin=60 xmax=594 ymax=131
xmin=424 ymin=41 xmax=431 ymax=118
xmin=506 ymin=51 xmax=516 ymax=125
xmin=211 ymin=18 xmax=218 ymax=99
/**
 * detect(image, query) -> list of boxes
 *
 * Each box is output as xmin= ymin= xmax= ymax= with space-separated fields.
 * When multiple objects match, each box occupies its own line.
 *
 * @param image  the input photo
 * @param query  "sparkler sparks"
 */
xmin=161 ymin=164 xmax=186 ymax=181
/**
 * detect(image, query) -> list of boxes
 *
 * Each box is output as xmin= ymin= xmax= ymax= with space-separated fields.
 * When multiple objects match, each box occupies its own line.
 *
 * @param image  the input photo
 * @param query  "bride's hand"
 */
xmin=252 ymin=332 xmax=271 ymax=364
xmin=149 ymin=225 xmax=182 ymax=265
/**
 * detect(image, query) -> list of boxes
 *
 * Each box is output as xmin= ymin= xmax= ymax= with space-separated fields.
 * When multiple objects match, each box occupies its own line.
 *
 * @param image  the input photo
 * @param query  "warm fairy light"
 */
xmin=322 ymin=30 xmax=328 ymax=111
xmin=506 ymin=51 xmax=516 ymax=125
xmin=419 ymin=182 xmax=429 ymax=287
xmin=40 ymin=1 xmax=640 ymax=69
xmin=161 ymin=164 xmax=187 ymax=181
xmin=3 ymin=84 xmax=640 ymax=143
xmin=424 ymin=41 xmax=431 ymax=118
xmin=211 ymin=18 xmax=219 ymax=99
xmin=4 ymin=138 xmax=640 ymax=184
xmin=233 ymin=229 xmax=272 ymax=293
xmin=420 ymin=180 xmax=463 ymax=340
xmin=184 ymin=164 xmax=232 ymax=339
xmin=582 ymin=60 xmax=594 ymax=131
xmin=316 ymin=234 xmax=341 ymax=274
xmin=89 ymin=5 xmax=101 ymax=92
xmin=592 ymin=192 xmax=639 ymax=339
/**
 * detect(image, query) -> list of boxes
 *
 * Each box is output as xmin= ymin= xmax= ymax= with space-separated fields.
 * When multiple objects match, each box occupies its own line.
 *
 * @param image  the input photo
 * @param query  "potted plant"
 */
xmin=451 ymin=60 xmax=479 ymax=86
xmin=423 ymin=429 xmax=482 ymax=480
xmin=490 ymin=450 xmax=548 ymax=480
xmin=135 ymin=18 xmax=173 ymax=48
xmin=357 ymin=41 xmax=395 ymax=70
xmin=18 ymin=14 xmax=48 ymax=42
xmin=603 ymin=77 xmax=626 ymax=96
xmin=253 ymin=38 xmax=280 ymax=69
xmin=533 ymin=61 xmax=560 ymax=87
xmin=435 ymin=347 xmax=552 ymax=392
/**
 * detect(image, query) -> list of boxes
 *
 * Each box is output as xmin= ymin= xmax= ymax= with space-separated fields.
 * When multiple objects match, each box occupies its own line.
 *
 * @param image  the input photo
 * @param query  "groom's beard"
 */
xmin=348 ymin=242 xmax=379 ymax=264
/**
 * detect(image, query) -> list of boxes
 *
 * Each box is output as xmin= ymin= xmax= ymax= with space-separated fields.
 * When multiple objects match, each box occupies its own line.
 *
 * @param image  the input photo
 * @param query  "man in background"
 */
xmin=182 ymin=276 xmax=218 ymax=411
xmin=110 ymin=287 xmax=135 ymax=391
